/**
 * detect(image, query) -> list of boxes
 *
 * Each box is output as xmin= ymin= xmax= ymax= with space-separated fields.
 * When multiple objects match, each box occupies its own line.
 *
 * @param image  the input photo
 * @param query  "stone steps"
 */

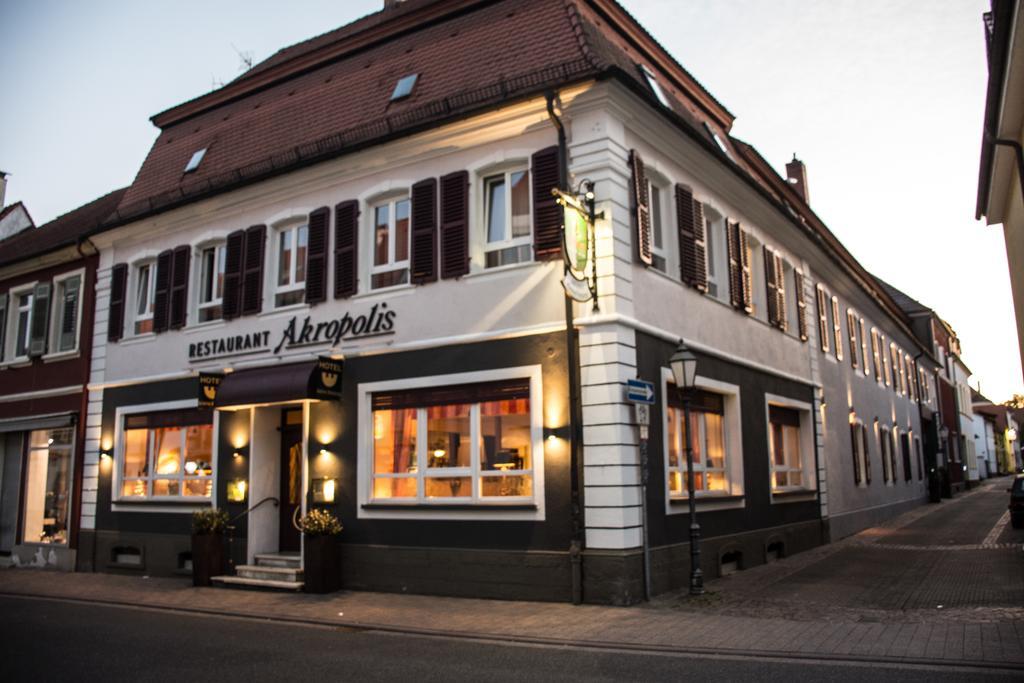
xmin=210 ymin=575 xmax=304 ymax=592
xmin=211 ymin=552 xmax=304 ymax=591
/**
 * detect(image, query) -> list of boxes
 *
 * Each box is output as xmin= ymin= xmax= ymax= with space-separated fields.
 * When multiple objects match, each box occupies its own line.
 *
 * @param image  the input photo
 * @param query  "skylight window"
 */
xmin=703 ymin=123 xmax=733 ymax=160
xmin=640 ymin=64 xmax=670 ymax=108
xmin=184 ymin=148 xmax=207 ymax=174
xmin=390 ymin=73 xmax=418 ymax=101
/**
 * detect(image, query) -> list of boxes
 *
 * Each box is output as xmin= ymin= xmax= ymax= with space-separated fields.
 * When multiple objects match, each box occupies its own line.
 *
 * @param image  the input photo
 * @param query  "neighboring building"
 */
xmin=0 ymin=173 xmax=35 ymax=242
xmin=973 ymin=397 xmax=1021 ymax=474
xmin=971 ymin=390 xmax=998 ymax=479
xmin=0 ymin=189 xmax=125 ymax=569
xmin=977 ymin=0 xmax=1024 ymax=385
xmin=26 ymin=0 xmax=935 ymax=603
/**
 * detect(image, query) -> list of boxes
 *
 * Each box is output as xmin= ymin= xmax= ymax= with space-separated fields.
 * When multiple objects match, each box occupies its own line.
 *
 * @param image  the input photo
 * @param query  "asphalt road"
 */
xmin=0 ymin=596 xmax=1016 ymax=681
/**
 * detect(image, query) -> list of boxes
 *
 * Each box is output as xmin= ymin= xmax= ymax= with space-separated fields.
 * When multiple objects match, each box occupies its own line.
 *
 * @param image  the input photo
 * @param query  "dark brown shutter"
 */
xmin=440 ymin=170 xmax=470 ymax=278
xmin=152 ymin=249 xmax=172 ymax=333
xmin=305 ymin=207 xmax=330 ymax=305
xmin=847 ymin=310 xmax=858 ymax=369
xmin=169 ymin=245 xmax=190 ymax=330
xmin=794 ymin=270 xmax=808 ymax=341
xmin=222 ymin=230 xmax=245 ymax=319
xmin=108 ymin=263 xmax=128 ymax=342
xmin=677 ymin=185 xmax=697 ymax=285
xmin=692 ymin=199 xmax=707 ymax=291
xmin=410 ymin=178 xmax=437 ymax=284
xmin=241 ymin=224 xmax=266 ymax=316
xmin=764 ymin=245 xmax=779 ymax=326
xmin=630 ymin=150 xmax=652 ymax=266
xmin=0 ymin=293 xmax=6 ymax=362
xmin=850 ymin=422 xmax=862 ymax=485
xmin=739 ymin=228 xmax=753 ymax=313
xmin=773 ymin=253 xmax=786 ymax=329
xmin=28 ymin=282 xmax=51 ymax=357
xmin=726 ymin=219 xmax=742 ymax=309
xmin=531 ymin=146 xmax=562 ymax=260
xmin=862 ymin=423 xmax=872 ymax=484
xmin=816 ymin=285 xmax=829 ymax=352
xmin=334 ymin=201 xmax=359 ymax=298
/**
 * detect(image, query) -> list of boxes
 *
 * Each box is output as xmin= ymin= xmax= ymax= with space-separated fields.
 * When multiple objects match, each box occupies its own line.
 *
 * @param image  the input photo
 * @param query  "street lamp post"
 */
xmin=670 ymin=341 xmax=703 ymax=596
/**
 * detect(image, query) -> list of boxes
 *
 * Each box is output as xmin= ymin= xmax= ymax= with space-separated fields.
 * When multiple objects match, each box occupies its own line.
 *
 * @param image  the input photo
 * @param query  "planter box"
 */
xmin=303 ymin=535 xmax=341 ymax=594
xmin=191 ymin=533 xmax=225 ymax=587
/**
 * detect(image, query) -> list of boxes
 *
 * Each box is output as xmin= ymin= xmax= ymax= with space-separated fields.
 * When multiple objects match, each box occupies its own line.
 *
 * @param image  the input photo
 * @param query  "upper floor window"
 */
xmin=704 ymin=206 xmax=724 ymax=299
xmin=484 ymin=170 xmax=531 ymax=268
xmin=275 ymin=223 xmax=308 ymax=307
xmin=648 ymin=181 xmax=667 ymax=272
xmin=51 ymin=272 xmax=82 ymax=354
xmin=9 ymin=287 xmax=34 ymax=360
xmin=197 ymin=244 xmax=226 ymax=322
xmin=372 ymin=197 xmax=410 ymax=288
xmin=134 ymin=262 xmax=155 ymax=335
xmin=640 ymin=64 xmax=671 ymax=108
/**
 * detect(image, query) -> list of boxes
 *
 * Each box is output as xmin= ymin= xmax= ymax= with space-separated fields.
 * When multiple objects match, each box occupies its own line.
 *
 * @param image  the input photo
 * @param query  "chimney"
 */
xmin=785 ymin=155 xmax=809 ymax=204
xmin=0 ymin=171 xmax=7 ymax=208
xmin=383 ymin=0 xmax=406 ymax=8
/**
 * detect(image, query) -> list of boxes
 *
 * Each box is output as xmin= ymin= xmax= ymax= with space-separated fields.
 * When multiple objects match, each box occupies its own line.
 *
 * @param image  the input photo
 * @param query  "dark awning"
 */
xmin=214 ymin=358 xmax=341 ymax=407
xmin=0 ymin=411 xmax=76 ymax=433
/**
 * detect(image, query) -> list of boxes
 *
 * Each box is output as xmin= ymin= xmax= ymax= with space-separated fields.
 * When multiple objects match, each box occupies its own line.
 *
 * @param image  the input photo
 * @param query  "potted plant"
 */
xmin=299 ymin=508 xmax=343 ymax=593
xmin=191 ymin=508 xmax=229 ymax=587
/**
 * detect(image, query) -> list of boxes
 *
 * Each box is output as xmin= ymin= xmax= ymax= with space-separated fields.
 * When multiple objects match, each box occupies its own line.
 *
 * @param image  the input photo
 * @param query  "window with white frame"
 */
xmin=275 ymin=223 xmax=308 ymax=306
xmin=747 ymin=234 xmax=765 ymax=319
xmin=484 ymin=169 xmax=531 ymax=268
xmin=370 ymin=378 xmax=537 ymax=503
xmin=118 ymin=409 xmax=214 ymax=500
xmin=648 ymin=180 xmax=668 ymax=272
xmin=666 ymin=388 xmax=728 ymax=496
xmin=769 ymin=406 xmax=804 ymax=490
xmin=8 ymin=286 xmax=33 ymax=360
xmin=133 ymin=262 xmax=155 ymax=335
xmin=879 ymin=425 xmax=895 ymax=484
xmin=850 ymin=417 xmax=870 ymax=486
xmin=703 ymin=205 xmax=723 ymax=299
xmin=372 ymin=196 xmax=411 ymax=287
xmin=50 ymin=271 xmax=83 ymax=354
xmin=197 ymin=244 xmax=226 ymax=322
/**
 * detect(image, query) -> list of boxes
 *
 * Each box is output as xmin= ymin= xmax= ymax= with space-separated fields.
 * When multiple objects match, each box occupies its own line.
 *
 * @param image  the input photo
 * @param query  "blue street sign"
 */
xmin=626 ymin=378 xmax=655 ymax=405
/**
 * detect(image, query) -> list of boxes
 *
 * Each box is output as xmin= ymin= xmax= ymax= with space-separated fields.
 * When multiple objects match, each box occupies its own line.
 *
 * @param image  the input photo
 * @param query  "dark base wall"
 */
xmin=86 ymin=529 xmax=196 ymax=577
xmin=343 ymin=544 xmax=572 ymax=602
xmin=827 ymin=495 xmax=927 ymax=541
xmin=582 ymin=519 xmax=825 ymax=605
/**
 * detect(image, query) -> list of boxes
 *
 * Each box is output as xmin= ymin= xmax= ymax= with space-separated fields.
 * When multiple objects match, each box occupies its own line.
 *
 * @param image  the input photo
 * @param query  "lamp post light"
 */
xmin=669 ymin=340 xmax=703 ymax=596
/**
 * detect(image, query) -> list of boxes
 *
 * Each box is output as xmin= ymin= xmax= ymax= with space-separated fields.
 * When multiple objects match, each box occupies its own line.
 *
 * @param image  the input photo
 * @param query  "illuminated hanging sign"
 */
xmin=552 ymin=184 xmax=602 ymax=307
xmin=187 ymin=303 xmax=396 ymax=363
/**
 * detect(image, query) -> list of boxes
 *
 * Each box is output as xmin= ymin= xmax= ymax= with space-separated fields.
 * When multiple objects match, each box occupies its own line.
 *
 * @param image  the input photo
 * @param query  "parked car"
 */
xmin=1009 ymin=475 xmax=1024 ymax=529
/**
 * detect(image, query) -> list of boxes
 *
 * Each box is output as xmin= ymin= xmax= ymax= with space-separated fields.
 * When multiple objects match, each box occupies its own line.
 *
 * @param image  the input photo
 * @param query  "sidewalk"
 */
xmin=1 ymin=483 xmax=1022 ymax=670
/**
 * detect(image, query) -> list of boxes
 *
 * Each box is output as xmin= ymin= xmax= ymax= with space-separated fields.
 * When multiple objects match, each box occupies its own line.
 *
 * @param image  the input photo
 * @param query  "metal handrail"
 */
xmin=225 ymin=496 xmax=279 ymax=571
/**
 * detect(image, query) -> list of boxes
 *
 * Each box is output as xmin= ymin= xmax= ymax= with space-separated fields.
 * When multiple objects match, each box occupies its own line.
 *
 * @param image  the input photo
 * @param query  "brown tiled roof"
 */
xmin=874 ymin=278 xmax=933 ymax=317
xmin=108 ymin=0 xmax=736 ymax=226
xmin=0 ymin=189 xmax=126 ymax=268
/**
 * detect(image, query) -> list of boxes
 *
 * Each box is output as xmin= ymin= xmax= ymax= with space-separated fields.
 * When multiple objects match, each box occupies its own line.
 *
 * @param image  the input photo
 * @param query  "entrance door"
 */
xmin=279 ymin=409 xmax=303 ymax=552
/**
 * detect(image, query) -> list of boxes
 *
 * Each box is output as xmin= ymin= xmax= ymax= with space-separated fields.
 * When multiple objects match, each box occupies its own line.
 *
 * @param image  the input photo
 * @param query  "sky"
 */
xmin=2 ymin=0 xmax=1019 ymax=401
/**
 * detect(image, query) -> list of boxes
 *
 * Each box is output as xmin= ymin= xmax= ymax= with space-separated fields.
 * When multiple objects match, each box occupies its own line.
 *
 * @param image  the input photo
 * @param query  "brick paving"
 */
xmin=1 ymin=478 xmax=1022 ymax=669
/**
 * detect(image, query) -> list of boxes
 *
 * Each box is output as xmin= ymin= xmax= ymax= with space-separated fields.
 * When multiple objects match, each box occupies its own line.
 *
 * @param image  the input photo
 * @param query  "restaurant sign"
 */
xmin=188 ymin=302 xmax=396 ymax=363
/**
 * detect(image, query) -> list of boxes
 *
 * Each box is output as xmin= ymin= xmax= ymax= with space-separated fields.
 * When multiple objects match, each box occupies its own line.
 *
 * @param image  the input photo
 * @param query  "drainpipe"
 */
xmin=547 ymin=90 xmax=585 ymax=605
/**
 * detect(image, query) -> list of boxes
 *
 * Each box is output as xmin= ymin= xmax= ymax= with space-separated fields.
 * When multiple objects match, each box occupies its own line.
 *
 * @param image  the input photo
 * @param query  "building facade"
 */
xmin=9 ymin=0 xmax=947 ymax=603
xmin=0 ymin=189 xmax=125 ymax=569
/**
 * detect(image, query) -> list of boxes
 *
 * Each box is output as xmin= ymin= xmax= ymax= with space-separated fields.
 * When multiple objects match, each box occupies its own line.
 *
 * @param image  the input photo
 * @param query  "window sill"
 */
xmin=770 ymin=489 xmax=817 ymax=503
xmin=668 ymin=494 xmax=745 ymax=513
xmin=0 ymin=358 xmax=31 ymax=369
xmin=362 ymin=502 xmax=537 ymax=511
xmin=112 ymin=499 xmax=212 ymax=513
xmin=259 ymin=302 xmax=309 ymax=319
xmin=184 ymin=319 xmax=226 ymax=335
xmin=464 ymin=259 xmax=545 ymax=280
xmin=354 ymin=283 xmax=416 ymax=299
xmin=121 ymin=333 xmax=156 ymax=346
xmin=42 ymin=349 xmax=80 ymax=363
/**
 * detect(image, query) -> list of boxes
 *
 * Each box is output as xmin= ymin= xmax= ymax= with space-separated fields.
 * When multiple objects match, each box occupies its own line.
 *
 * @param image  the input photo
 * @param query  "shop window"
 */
xmin=371 ymin=197 xmax=411 ymax=287
xmin=371 ymin=379 xmax=535 ymax=503
xmin=666 ymin=389 xmax=728 ymax=497
xmin=197 ymin=244 xmax=226 ymax=322
xmin=21 ymin=428 xmax=74 ymax=545
xmin=850 ymin=417 xmax=870 ymax=486
xmin=879 ymin=426 xmax=896 ymax=484
xmin=50 ymin=271 xmax=83 ymax=354
xmin=484 ymin=169 xmax=532 ymax=268
xmin=275 ymin=223 xmax=308 ymax=307
xmin=769 ymin=406 xmax=805 ymax=490
xmin=133 ymin=262 xmax=155 ymax=335
xmin=117 ymin=409 xmax=214 ymax=500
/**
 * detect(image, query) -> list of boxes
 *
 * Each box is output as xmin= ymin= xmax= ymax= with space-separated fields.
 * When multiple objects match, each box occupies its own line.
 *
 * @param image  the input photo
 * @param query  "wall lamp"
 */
xmin=543 ymin=426 xmax=570 ymax=442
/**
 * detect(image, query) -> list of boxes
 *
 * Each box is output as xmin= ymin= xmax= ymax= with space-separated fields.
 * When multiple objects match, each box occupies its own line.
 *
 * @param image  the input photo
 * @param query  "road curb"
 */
xmin=3 ymin=590 xmax=1021 ymax=672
